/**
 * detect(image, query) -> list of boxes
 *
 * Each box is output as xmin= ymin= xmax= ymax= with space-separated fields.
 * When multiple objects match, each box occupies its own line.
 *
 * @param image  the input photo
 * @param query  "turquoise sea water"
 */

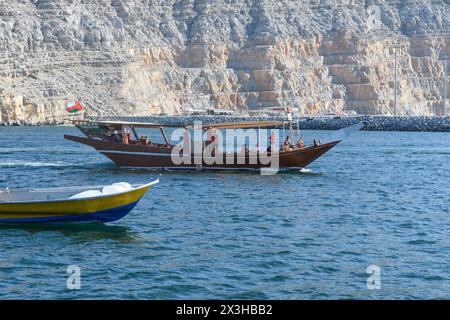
xmin=0 ymin=126 xmax=449 ymax=299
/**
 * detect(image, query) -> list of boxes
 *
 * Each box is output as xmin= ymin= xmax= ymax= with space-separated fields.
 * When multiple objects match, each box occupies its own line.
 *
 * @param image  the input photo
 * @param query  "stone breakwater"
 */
xmin=2 ymin=114 xmax=449 ymax=131
xmin=0 ymin=119 xmax=65 ymax=126
xmin=98 ymin=115 xmax=450 ymax=132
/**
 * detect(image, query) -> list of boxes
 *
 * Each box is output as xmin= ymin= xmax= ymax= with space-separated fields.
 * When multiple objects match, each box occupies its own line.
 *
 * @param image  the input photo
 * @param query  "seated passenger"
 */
xmin=139 ymin=136 xmax=150 ymax=146
xmin=282 ymin=136 xmax=293 ymax=151
xmin=313 ymin=139 xmax=321 ymax=147
xmin=127 ymin=132 xmax=134 ymax=144
xmin=210 ymin=136 xmax=217 ymax=153
xmin=267 ymin=142 xmax=273 ymax=152
xmin=123 ymin=128 xmax=132 ymax=144
xmin=297 ymin=137 xmax=305 ymax=148
xmin=268 ymin=132 xmax=277 ymax=152
xmin=112 ymin=130 xmax=122 ymax=143
xmin=122 ymin=130 xmax=129 ymax=144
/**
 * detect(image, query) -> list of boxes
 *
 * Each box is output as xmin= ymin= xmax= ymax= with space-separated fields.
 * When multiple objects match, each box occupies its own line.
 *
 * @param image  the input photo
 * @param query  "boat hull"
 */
xmin=0 ymin=183 xmax=155 ymax=223
xmin=64 ymin=134 xmax=340 ymax=171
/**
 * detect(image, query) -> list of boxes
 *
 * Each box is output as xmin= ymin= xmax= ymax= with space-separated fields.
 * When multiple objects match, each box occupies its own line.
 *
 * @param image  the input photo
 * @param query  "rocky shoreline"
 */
xmin=2 ymin=115 xmax=450 ymax=132
xmin=1 ymin=2 xmax=449 ymax=120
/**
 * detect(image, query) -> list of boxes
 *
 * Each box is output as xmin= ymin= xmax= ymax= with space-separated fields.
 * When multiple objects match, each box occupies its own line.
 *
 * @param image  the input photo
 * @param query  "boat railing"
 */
xmin=0 ymin=183 xmax=152 ymax=194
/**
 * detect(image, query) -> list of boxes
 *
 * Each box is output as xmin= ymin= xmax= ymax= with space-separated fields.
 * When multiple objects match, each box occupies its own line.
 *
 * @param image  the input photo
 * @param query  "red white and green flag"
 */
xmin=66 ymin=100 xmax=84 ymax=113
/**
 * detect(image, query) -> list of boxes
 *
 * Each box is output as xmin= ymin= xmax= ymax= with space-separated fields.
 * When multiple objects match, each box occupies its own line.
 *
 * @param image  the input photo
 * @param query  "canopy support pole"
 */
xmin=258 ymin=127 xmax=260 ymax=149
xmin=160 ymin=127 xmax=170 ymax=145
xmin=131 ymin=126 xmax=140 ymax=145
xmin=289 ymin=120 xmax=293 ymax=140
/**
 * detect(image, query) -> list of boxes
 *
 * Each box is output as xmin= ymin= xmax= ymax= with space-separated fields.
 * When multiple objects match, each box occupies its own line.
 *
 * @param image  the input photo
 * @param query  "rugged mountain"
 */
xmin=0 ymin=0 xmax=449 ymax=123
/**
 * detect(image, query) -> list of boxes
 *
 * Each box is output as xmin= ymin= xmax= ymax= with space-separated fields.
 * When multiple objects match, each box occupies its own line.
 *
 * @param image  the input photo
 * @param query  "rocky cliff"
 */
xmin=0 ymin=0 xmax=449 ymax=124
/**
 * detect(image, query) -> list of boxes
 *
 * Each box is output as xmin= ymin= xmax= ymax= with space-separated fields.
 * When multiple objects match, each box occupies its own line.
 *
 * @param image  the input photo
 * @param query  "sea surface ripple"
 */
xmin=0 ymin=126 xmax=449 ymax=299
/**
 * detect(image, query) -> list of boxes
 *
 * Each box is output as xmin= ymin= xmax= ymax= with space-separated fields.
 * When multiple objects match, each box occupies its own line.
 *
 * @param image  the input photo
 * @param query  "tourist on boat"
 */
xmin=122 ymin=128 xmax=130 ymax=144
xmin=208 ymin=135 xmax=217 ymax=155
xmin=297 ymin=137 xmax=305 ymax=148
xmin=267 ymin=139 xmax=278 ymax=152
xmin=282 ymin=136 xmax=293 ymax=151
xmin=204 ymin=129 xmax=217 ymax=149
xmin=266 ymin=139 xmax=275 ymax=152
xmin=313 ymin=139 xmax=321 ymax=147
xmin=204 ymin=135 xmax=214 ymax=148
xmin=112 ymin=130 xmax=122 ymax=143
xmin=268 ymin=132 xmax=276 ymax=152
xmin=139 ymin=136 xmax=150 ymax=145
xmin=283 ymin=136 xmax=290 ymax=147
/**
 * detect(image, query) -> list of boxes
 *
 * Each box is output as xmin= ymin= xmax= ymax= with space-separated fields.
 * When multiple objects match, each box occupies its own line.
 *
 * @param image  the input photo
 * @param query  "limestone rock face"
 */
xmin=0 ymin=0 xmax=449 ymax=123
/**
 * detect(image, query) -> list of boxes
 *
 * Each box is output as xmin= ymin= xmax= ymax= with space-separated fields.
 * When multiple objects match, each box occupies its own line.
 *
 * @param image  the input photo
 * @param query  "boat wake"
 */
xmin=297 ymin=168 xmax=322 ymax=175
xmin=0 ymin=161 xmax=67 ymax=168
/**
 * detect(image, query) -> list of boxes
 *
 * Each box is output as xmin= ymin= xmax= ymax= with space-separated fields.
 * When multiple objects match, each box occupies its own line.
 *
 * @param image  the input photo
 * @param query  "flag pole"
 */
xmin=76 ymin=97 xmax=89 ymax=119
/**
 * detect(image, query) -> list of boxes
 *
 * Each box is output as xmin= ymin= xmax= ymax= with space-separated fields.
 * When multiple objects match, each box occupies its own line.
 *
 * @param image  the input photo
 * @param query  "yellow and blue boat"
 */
xmin=0 ymin=179 xmax=159 ymax=223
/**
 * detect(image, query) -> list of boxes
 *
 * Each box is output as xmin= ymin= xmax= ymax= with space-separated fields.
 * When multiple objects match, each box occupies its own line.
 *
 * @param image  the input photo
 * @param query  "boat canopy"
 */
xmin=72 ymin=119 xmax=285 ymax=130
xmin=201 ymin=120 xmax=285 ymax=130
xmin=72 ymin=120 xmax=186 ymax=129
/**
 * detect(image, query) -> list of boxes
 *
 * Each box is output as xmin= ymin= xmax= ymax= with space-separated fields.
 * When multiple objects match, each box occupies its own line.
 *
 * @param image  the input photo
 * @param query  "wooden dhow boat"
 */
xmin=0 ymin=180 xmax=159 ymax=223
xmin=64 ymin=119 xmax=357 ymax=171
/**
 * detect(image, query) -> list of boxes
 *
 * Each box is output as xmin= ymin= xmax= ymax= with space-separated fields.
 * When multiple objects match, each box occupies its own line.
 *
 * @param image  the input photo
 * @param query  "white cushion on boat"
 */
xmin=68 ymin=190 xmax=103 ymax=200
xmin=101 ymin=182 xmax=132 ymax=195
xmin=112 ymin=182 xmax=132 ymax=190
xmin=67 ymin=182 xmax=132 ymax=199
